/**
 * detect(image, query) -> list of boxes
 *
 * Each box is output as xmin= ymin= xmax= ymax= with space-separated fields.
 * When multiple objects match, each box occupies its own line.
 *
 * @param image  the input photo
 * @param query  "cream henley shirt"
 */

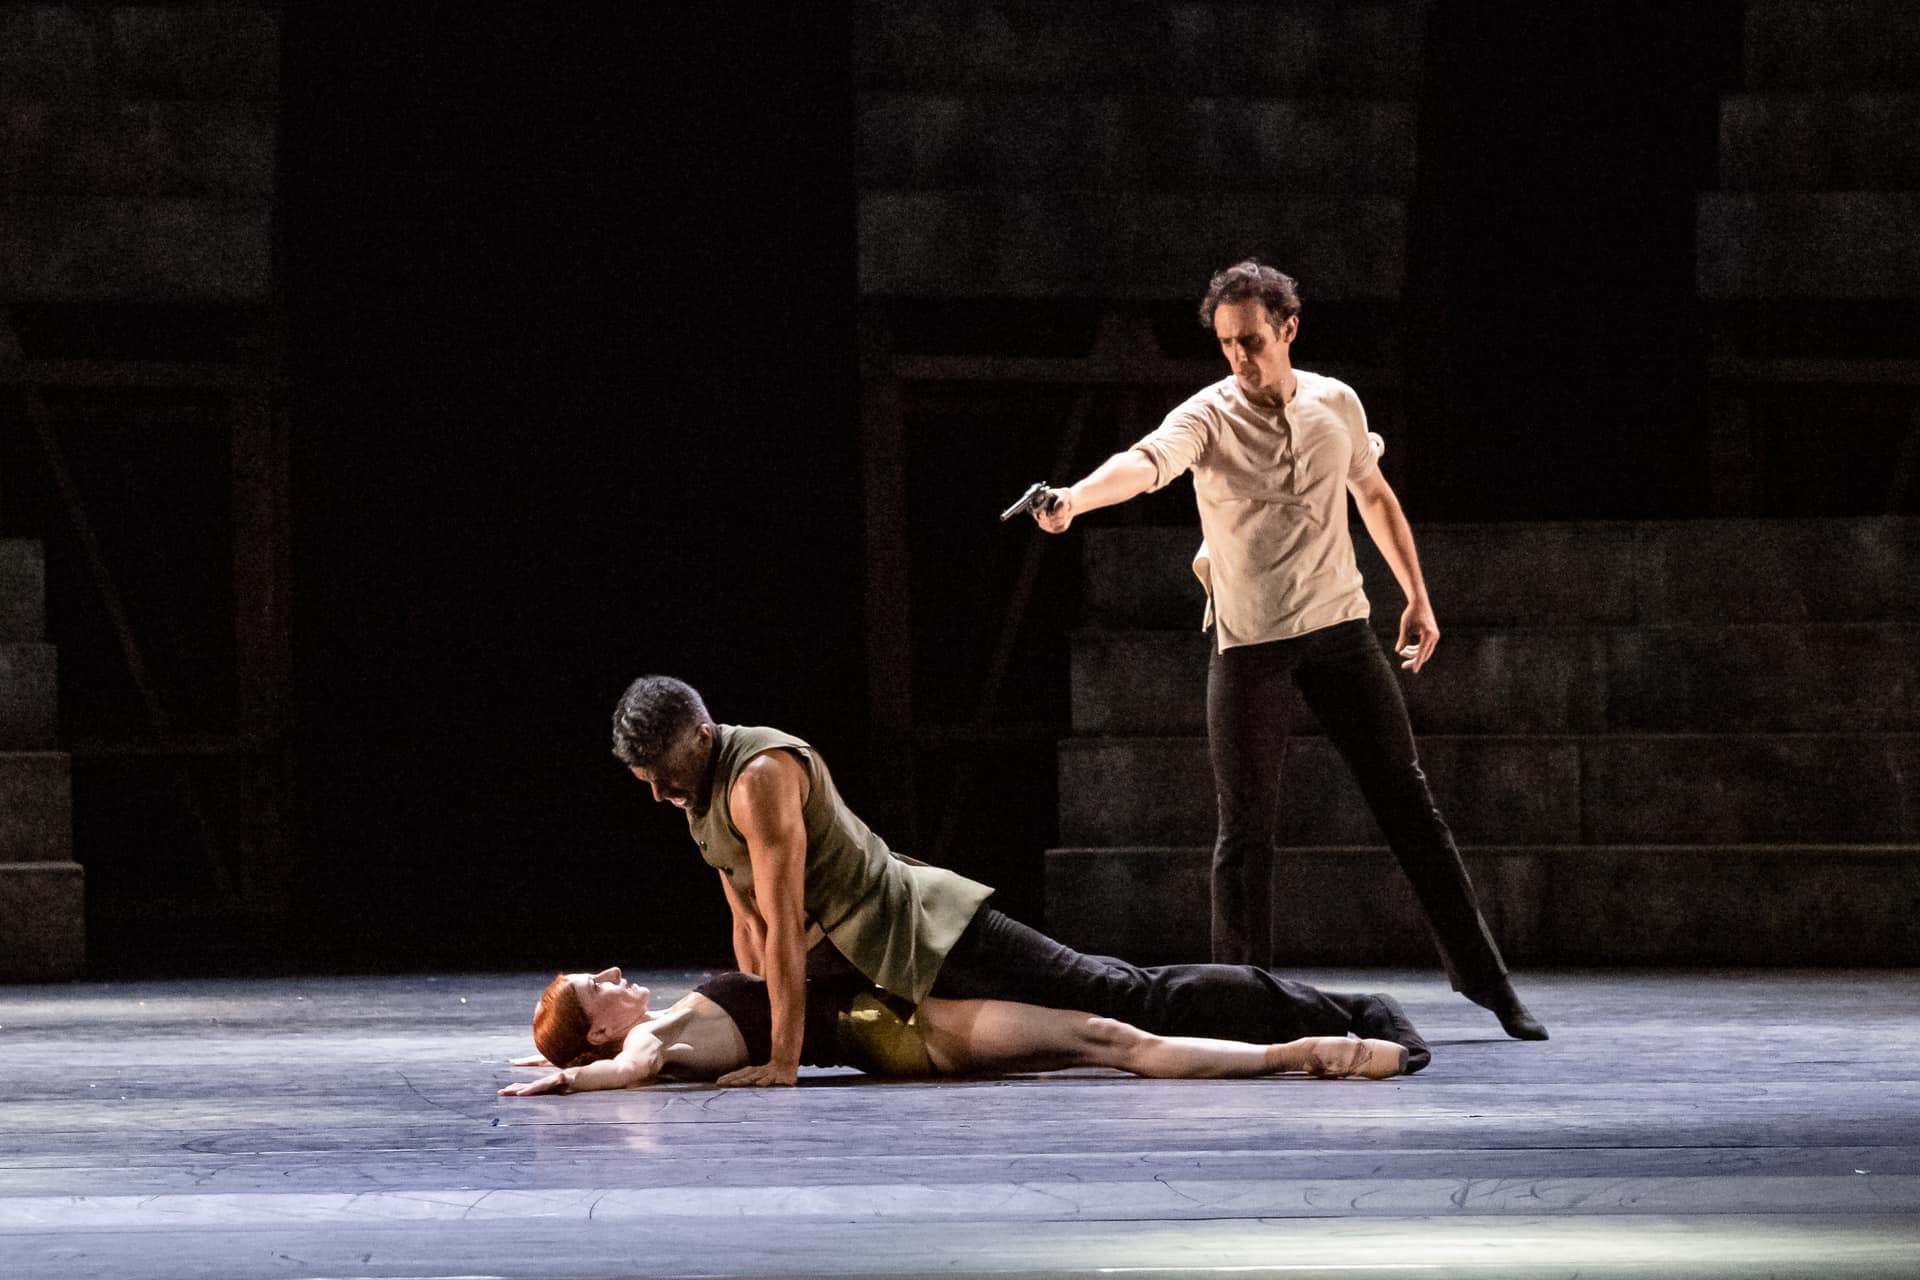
xmin=1132 ymin=369 xmax=1380 ymax=651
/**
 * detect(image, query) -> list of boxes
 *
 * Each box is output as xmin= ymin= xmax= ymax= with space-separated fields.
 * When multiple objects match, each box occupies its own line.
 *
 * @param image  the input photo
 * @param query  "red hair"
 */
xmin=533 ymin=974 xmax=621 ymax=1070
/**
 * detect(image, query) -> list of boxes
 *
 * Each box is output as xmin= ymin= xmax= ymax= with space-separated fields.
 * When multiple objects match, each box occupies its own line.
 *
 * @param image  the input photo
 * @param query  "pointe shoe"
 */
xmin=1300 ymin=1036 xmax=1410 ymax=1080
xmin=1464 ymin=980 xmax=1549 ymax=1040
xmin=1349 ymin=992 xmax=1431 ymax=1074
xmin=1355 ymin=1037 xmax=1410 ymax=1079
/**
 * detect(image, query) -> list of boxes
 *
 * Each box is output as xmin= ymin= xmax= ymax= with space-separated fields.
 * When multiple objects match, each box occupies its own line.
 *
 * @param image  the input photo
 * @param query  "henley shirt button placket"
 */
xmin=1280 ymin=407 xmax=1300 ymax=495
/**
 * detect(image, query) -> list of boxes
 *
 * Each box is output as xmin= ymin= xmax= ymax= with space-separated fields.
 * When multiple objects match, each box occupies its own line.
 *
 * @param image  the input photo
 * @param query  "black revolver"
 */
xmin=999 ymin=481 xmax=1062 ymax=522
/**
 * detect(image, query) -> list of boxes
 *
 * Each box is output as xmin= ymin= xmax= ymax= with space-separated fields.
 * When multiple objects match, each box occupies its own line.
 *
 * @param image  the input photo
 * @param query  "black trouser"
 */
xmin=918 ymin=906 xmax=1372 ymax=1044
xmin=1207 ymin=617 xmax=1506 ymax=991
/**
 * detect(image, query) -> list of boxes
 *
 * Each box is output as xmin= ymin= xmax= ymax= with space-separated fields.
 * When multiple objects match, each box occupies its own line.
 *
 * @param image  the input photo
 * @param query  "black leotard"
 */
xmin=693 ymin=972 xmax=855 ymax=1067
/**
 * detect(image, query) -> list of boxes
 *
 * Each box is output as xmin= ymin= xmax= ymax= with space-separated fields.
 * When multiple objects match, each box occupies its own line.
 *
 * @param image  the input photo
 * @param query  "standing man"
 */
xmin=611 ymin=674 xmax=1431 ymax=1086
xmin=1032 ymin=259 xmax=1545 ymax=1041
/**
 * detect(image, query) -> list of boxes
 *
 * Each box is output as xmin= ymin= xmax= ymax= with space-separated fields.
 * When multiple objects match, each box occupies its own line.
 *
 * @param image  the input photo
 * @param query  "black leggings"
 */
xmin=917 ymin=906 xmax=1370 ymax=1044
xmin=1207 ymin=617 xmax=1506 ymax=989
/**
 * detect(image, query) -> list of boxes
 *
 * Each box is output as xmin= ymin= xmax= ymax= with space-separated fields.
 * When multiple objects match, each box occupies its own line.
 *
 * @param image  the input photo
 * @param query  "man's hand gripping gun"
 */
xmin=999 ymin=482 xmax=1062 ymax=523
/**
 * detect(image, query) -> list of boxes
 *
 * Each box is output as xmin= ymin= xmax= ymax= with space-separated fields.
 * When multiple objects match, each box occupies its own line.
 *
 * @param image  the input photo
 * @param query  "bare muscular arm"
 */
xmin=719 ymin=869 xmax=766 ymax=975
xmin=716 ymin=752 xmax=811 ymax=1087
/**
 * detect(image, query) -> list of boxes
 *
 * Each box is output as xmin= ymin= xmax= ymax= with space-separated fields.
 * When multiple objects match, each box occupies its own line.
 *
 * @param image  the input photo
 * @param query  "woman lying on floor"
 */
xmin=499 ymin=967 xmax=1412 ymax=1094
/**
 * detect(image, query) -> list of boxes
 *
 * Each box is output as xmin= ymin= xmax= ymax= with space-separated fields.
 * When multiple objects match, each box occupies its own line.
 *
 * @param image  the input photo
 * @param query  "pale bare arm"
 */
xmin=498 ymin=1007 xmax=695 ymax=1096
xmin=1349 ymin=468 xmax=1440 ymax=672
xmin=502 ymin=996 xmax=751 ymax=1094
xmin=1033 ymin=449 xmax=1159 ymax=534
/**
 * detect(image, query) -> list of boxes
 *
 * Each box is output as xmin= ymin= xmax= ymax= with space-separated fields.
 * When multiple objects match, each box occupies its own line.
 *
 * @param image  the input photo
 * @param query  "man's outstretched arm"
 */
xmin=1033 ymin=448 xmax=1159 ymax=534
xmin=717 ymin=751 xmax=811 ymax=1086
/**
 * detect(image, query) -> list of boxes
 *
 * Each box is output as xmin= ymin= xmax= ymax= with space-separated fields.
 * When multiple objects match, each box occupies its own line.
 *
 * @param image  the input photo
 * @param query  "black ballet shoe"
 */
xmin=1464 ymin=980 xmax=1549 ymax=1041
xmin=1355 ymin=992 xmax=1431 ymax=1074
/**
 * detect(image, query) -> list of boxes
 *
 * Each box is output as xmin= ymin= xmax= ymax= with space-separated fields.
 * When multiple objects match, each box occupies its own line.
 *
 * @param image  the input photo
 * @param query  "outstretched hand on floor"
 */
xmin=499 ymin=1069 xmax=570 ymax=1096
xmin=717 ymin=1063 xmax=798 ymax=1087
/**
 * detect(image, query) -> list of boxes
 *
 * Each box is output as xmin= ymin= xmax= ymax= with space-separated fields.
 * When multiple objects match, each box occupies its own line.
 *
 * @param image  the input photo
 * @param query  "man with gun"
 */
xmin=1017 ymin=259 xmax=1546 ymax=1042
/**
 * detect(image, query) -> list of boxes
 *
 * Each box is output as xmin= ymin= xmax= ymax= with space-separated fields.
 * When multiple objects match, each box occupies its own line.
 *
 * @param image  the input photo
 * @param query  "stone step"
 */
xmin=859 ymin=191 xmax=1407 ymax=300
xmin=1719 ymin=92 xmax=1920 ymax=191
xmin=1072 ymin=624 xmax=1920 ymax=735
xmin=859 ymin=94 xmax=1416 ymax=193
xmin=1044 ymin=844 xmax=1920 ymax=967
xmin=1743 ymin=0 xmax=1920 ymax=92
xmin=1082 ymin=518 xmax=1920 ymax=629
xmin=1 ymin=100 xmax=275 ymax=198
xmin=0 ymin=644 xmax=57 ymax=748
xmin=0 ymin=753 xmax=73 ymax=864
xmin=0 ymin=862 xmax=85 ymax=981
xmin=1057 ymin=734 xmax=1920 ymax=847
xmin=0 ymin=5 xmax=279 ymax=99
xmin=0 ymin=195 xmax=271 ymax=302
xmin=853 ymin=1 xmax=1427 ymax=95
xmin=1699 ymin=193 xmax=1920 ymax=301
xmin=0 ymin=541 xmax=46 ymax=642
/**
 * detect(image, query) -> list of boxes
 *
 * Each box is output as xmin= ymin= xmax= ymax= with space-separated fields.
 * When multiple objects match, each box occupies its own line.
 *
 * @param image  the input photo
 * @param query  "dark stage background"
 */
xmin=264 ymin=2 xmax=1745 ymax=970
xmin=280 ymin=8 xmax=864 ymax=970
xmin=16 ymin=2 xmax=1822 ymax=974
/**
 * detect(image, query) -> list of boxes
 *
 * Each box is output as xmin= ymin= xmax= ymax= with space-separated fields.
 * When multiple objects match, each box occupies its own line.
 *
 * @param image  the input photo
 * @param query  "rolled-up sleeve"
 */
xmin=1133 ymin=408 xmax=1212 ymax=492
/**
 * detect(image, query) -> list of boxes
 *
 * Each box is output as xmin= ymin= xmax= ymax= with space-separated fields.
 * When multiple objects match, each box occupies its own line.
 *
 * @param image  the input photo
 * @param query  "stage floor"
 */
xmin=4 ymin=968 xmax=1917 ymax=1279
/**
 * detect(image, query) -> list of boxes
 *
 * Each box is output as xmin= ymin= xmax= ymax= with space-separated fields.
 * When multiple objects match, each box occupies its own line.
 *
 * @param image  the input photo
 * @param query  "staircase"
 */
xmin=1 ymin=2 xmax=287 ymax=974
xmin=0 ymin=539 xmax=81 ymax=980
xmin=1045 ymin=517 xmax=1920 ymax=966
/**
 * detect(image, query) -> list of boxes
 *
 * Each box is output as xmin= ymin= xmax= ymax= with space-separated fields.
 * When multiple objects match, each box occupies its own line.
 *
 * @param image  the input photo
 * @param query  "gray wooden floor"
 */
xmin=4 ymin=969 xmax=1917 ymax=1279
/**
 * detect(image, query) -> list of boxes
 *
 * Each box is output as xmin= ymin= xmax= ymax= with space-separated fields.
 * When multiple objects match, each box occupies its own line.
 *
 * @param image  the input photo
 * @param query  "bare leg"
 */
xmin=916 ymin=998 xmax=1405 ymax=1079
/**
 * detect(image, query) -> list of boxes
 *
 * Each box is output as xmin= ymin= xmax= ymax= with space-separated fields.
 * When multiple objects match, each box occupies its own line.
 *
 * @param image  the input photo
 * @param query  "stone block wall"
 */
xmin=1046 ymin=517 xmax=1920 ymax=966
xmin=0 ymin=541 xmax=82 ymax=981
xmin=1697 ymin=0 xmax=1920 ymax=516
xmin=0 ymin=4 xmax=278 ymax=303
xmin=856 ymin=0 xmax=1429 ymax=302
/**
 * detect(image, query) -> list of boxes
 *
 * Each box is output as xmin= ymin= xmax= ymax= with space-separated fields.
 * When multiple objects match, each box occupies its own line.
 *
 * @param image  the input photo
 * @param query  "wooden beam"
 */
xmin=860 ymin=304 xmax=919 ymax=847
xmin=928 ymin=380 xmax=1093 ymax=864
xmin=894 ymin=352 xmax=1396 ymax=389
xmin=63 ymin=733 xmax=279 ymax=759
xmin=0 ymin=358 xmax=266 ymax=390
xmin=229 ymin=315 xmax=294 ymax=940
xmin=1709 ymin=355 xmax=1920 ymax=387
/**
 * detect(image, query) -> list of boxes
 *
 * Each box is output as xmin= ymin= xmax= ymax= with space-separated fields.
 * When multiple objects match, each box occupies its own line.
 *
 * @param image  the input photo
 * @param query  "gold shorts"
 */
xmin=834 ymin=990 xmax=934 ymax=1077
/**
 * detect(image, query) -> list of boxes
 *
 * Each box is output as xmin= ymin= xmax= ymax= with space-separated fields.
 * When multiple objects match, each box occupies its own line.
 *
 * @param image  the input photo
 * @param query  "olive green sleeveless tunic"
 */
xmin=687 ymin=725 xmax=993 ymax=1004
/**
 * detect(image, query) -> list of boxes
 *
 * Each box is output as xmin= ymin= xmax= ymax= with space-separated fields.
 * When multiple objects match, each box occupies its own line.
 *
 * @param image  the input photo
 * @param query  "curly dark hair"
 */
xmin=1198 ymin=259 xmax=1303 ymax=331
xmin=610 ymin=675 xmax=711 ymax=768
